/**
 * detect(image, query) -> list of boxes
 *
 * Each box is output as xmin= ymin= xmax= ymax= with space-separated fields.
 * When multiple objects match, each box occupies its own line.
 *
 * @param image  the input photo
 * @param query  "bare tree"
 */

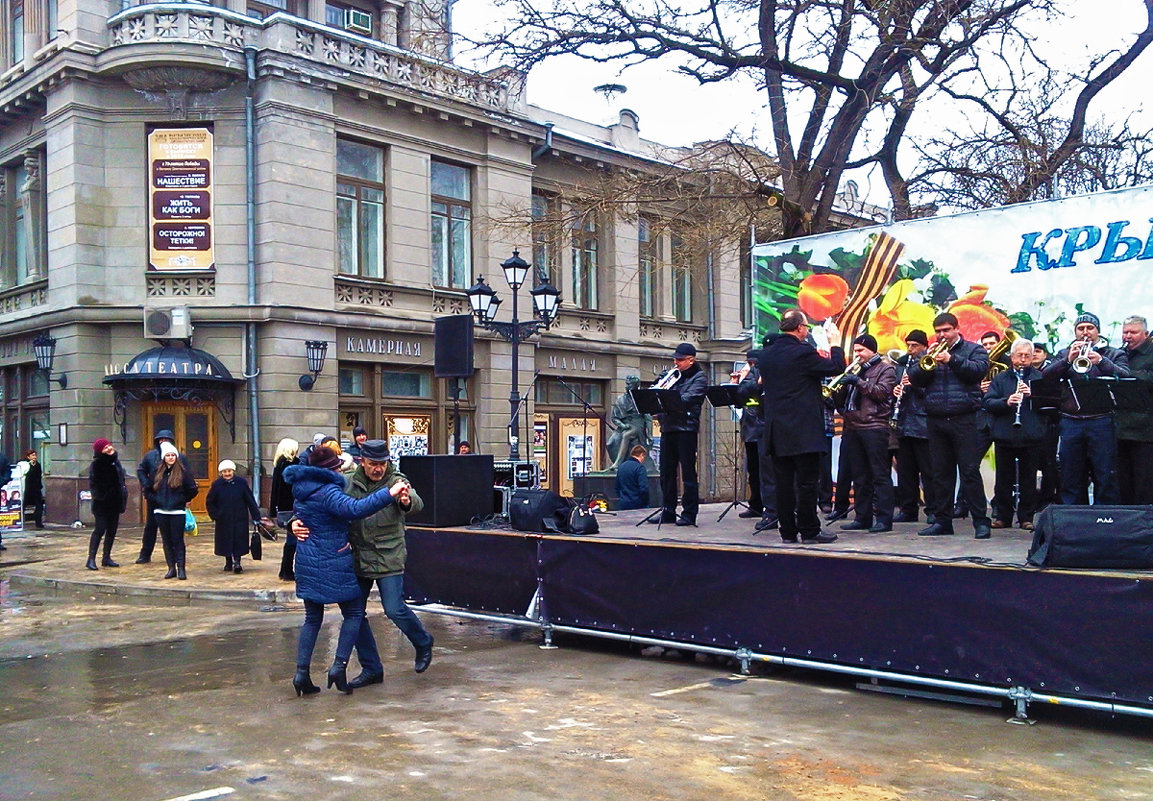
xmin=469 ymin=0 xmax=1153 ymax=235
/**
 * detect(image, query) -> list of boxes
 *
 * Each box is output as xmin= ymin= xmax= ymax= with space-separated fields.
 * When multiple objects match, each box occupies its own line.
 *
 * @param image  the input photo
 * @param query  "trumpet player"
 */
xmin=983 ymin=338 xmax=1045 ymax=530
xmin=650 ymin=342 xmax=708 ymax=526
xmin=1041 ymin=311 xmax=1129 ymax=505
xmin=908 ymin=312 xmax=992 ymax=539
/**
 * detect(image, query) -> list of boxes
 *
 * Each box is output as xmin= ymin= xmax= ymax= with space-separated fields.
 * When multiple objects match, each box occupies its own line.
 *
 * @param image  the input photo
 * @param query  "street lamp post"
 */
xmin=466 ymin=251 xmax=561 ymax=460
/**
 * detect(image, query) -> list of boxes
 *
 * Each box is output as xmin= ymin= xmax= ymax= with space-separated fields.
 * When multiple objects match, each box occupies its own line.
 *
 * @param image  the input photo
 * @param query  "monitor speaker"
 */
xmin=1027 ymin=505 xmax=1153 ymax=568
xmin=434 ymin=315 xmax=474 ymax=377
xmin=400 ymin=454 xmax=494 ymax=527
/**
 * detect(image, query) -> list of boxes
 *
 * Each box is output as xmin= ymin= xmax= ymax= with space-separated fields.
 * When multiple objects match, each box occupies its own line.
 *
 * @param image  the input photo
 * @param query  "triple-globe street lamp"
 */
xmin=465 ymin=251 xmax=561 ymax=460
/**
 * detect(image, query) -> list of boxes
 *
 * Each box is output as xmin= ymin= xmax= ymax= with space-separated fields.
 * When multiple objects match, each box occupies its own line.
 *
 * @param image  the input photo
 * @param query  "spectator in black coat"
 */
xmin=21 ymin=450 xmax=44 ymax=529
xmin=615 ymin=445 xmax=651 ymax=510
xmin=269 ymin=438 xmax=300 ymax=581
xmin=207 ymin=459 xmax=262 ymax=574
xmin=87 ymin=439 xmax=128 ymax=570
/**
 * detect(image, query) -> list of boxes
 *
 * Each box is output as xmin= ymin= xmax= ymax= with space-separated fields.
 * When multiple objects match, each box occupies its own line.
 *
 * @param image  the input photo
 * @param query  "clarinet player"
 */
xmin=983 ymin=337 xmax=1045 ymax=530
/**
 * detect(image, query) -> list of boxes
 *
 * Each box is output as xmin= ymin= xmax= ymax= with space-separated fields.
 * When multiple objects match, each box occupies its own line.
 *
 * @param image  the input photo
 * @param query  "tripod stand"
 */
xmin=705 ymin=383 xmax=747 ymax=521
xmin=716 ymin=425 xmax=749 ymax=522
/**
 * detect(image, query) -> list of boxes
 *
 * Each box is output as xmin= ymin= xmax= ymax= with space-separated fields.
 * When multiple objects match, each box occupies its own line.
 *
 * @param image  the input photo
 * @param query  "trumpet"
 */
xmin=917 ymin=339 xmax=950 ymax=370
xmin=654 ymin=367 xmax=681 ymax=390
xmin=822 ymin=357 xmax=863 ymax=399
xmin=1070 ymin=337 xmax=1094 ymax=374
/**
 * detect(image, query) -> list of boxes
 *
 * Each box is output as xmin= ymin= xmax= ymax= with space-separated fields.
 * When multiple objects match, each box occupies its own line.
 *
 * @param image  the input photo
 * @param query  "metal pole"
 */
xmin=509 ymin=282 xmax=521 ymax=460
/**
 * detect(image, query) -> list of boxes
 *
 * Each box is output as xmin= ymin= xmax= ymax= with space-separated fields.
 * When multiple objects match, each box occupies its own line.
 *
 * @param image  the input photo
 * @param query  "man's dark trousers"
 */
xmin=773 ymin=451 xmax=821 ymax=540
xmin=659 ymin=431 xmax=699 ymax=519
xmin=927 ymin=413 xmax=989 ymax=528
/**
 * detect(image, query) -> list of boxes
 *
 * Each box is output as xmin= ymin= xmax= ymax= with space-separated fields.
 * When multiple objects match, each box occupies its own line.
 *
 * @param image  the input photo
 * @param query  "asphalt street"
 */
xmin=1 ymin=526 xmax=1152 ymax=801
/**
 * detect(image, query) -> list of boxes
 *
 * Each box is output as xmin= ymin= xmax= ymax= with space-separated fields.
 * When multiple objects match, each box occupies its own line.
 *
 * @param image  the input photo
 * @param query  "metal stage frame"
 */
xmin=403 ymin=504 xmax=1153 ymax=721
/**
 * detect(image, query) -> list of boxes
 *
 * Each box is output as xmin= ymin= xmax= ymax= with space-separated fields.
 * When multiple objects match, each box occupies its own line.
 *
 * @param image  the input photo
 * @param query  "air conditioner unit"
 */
xmin=144 ymin=307 xmax=193 ymax=341
xmin=344 ymin=8 xmax=372 ymax=34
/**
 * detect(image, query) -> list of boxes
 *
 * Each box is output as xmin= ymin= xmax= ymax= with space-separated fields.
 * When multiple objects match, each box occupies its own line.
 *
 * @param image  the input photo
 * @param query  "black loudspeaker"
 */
xmin=399 ymin=454 xmax=494 ymax=527
xmin=434 ymin=315 xmax=474 ymax=377
xmin=509 ymin=488 xmax=570 ymax=533
xmin=1027 ymin=505 xmax=1153 ymax=568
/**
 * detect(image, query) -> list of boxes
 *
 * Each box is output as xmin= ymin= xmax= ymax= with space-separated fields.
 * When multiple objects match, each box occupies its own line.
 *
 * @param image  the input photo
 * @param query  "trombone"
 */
xmin=822 ymin=357 xmax=863 ymax=398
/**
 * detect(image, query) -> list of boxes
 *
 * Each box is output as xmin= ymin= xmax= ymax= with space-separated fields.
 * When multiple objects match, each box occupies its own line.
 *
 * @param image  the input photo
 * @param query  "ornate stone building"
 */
xmin=0 ymin=0 xmax=882 ymax=522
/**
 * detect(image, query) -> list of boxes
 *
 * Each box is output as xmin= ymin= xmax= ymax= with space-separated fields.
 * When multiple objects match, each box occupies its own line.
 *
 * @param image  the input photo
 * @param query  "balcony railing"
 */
xmin=106 ymin=3 xmax=511 ymax=112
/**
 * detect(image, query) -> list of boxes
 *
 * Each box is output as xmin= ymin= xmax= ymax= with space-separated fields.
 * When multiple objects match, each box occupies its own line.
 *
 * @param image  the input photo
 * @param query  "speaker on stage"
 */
xmin=434 ymin=315 xmax=474 ymax=377
xmin=400 ymin=454 xmax=494 ymax=527
xmin=509 ymin=488 xmax=569 ymax=533
xmin=1027 ymin=505 xmax=1153 ymax=568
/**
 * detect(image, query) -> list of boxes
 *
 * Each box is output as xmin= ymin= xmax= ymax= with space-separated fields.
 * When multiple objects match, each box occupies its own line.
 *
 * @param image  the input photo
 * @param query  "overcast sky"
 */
xmin=452 ymin=1 xmax=1152 ymax=206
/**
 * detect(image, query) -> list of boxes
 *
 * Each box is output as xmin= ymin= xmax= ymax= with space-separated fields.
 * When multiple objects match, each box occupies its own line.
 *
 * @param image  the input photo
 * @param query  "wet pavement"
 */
xmin=3 ymin=524 xmax=1153 ymax=800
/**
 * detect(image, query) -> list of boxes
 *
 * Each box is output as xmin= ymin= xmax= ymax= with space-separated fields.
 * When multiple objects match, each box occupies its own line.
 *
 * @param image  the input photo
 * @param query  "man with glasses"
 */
xmin=908 ymin=312 xmax=992 ymax=538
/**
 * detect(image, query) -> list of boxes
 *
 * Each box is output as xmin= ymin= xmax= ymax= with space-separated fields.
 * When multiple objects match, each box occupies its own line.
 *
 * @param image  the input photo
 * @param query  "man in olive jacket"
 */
xmin=345 ymin=439 xmax=434 ymax=688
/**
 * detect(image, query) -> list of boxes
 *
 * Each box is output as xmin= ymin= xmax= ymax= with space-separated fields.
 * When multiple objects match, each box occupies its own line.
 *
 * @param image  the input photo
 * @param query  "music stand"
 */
xmin=1063 ymin=378 xmax=1117 ymax=415
xmin=1106 ymin=377 xmax=1153 ymax=415
xmin=706 ymin=384 xmax=748 ymax=521
xmin=630 ymin=387 xmax=684 ymax=526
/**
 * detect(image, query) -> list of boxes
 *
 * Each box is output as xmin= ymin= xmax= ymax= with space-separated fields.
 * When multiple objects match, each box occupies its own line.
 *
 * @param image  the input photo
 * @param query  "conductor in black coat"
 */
xmin=758 ymin=309 xmax=845 ymax=544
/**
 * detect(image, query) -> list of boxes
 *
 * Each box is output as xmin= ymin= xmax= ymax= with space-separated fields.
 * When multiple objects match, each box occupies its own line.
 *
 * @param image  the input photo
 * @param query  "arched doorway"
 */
xmin=143 ymin=402 xmax=216 ymax=516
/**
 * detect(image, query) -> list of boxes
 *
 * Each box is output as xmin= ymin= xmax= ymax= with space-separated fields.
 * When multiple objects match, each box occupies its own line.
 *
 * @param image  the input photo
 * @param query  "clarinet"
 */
xmin=1011 ymin=370 xmax=1025 ymax=427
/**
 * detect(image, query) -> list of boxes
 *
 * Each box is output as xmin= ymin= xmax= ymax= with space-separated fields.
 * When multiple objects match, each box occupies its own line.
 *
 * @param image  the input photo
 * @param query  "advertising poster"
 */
xmin=533 ymin=417 xmax=549 ymax=485
xmin=752 ymin=185 xmax=1153 ymax=352
xmin=148 ymin=126 xmax=215 ymax=271
xmin=0 ymin=477 xmax=23 ymax=533
xmin=386 ymin=415 xmax=430 ymax=463
xmin=566 ymin=434 xmax=592 ymax=479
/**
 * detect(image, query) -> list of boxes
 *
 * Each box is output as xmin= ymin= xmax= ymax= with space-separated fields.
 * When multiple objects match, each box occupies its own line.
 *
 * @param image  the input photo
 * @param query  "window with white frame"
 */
xmin=531 ymin=190 xmax=560 ymax=285
xmin=336 ymin=138 xmax=385 ymax=279
xmin=671 ymin=231 xmax=693 ymax=322
xmin=639 ymin=215 xmax=658 ymax=318
xmin=571 ymin=213 xmax=599 ymax=309
xmin=430 ymin=159 xmax=472 ymax=289
xmin=0 ymin=150 xmax=46 ymax=290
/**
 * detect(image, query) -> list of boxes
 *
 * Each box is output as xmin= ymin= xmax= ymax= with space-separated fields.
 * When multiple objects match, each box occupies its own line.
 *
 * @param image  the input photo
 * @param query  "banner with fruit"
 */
xmin=752 ymin=184 xmax=1153 ymax=354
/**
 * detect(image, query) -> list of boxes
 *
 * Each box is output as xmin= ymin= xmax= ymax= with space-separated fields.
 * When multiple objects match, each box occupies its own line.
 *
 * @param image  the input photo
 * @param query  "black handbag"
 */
xmin=567 ymin=502 xmax=599 ymax=536
xmin=250 ymin=526 xmax=263 ymax=560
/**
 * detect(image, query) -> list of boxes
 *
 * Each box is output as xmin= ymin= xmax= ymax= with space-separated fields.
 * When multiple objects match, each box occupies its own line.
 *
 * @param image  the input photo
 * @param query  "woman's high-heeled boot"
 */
xmin=327 ymin=660 xmax=352 ymax=694
xmin=292 ymin=667 xmax=320 ymax=697
xmin=164 ymin=562 xmax=177 ymax=579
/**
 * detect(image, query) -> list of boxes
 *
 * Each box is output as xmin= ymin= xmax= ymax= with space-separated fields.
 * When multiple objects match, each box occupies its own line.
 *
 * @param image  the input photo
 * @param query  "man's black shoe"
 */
xmin=646 ymin=516 xmax=677 ymax=525
xmin=755 ymin=516 xmax=779 ymax=531
xmin=825 ymin=508 xmax=849 ymax=523
xmin=953 ymin=503 xmax=969 ymax=519
xmin=801 ymin=532 xmax=838 ymax=544
xmin=892 ymin=512 xmax=918 ymax=523
xmin=840 ymin=520 xmax=871 ymax=531
xmin=737 ymin=509 xmax=762 ymax=519
xmin=135 ymin=557 xmax=151 ymax=564
xmin=780 ymin=535 xmax=799 ymax=543
xmin=414 ymin=637 xmax=434 ymax=674
xmin=974 ymin=524 xmax=992 ymax=540
xmin=675 ymin=515 xmax=697 ymax=527
xmin=918 ymin=523 xmax=954 ymax=536
xmin=869 ymin=523 xmax=893 ymax=533
xmin=347 ymin=671 xmax=384 ymax=689
xmin=819 ymin=504 xmax=833 ymax=515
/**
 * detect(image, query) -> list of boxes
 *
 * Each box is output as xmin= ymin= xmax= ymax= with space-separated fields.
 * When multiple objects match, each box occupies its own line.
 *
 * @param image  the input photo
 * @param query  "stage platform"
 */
xmin=404 ymin=503 xmax=1153 ymax=717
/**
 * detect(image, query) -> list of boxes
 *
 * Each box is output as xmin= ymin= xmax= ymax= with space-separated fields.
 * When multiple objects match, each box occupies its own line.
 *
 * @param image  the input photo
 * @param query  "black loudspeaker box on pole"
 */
xmin=1027 ymin=505 xmax=1153 ymax=568
xmin=434 ymin=314 xmax=475 ymax=377
xmin=400 ymin=454 xmax=494 ymax=527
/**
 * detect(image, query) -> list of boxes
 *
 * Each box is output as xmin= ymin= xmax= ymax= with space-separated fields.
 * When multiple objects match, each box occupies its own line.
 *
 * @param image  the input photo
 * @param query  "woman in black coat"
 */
xmin=269 ymin=438 xmax=300 ymax=581
xmin=206 ymin=459 xmax=262 ymax=574
xmin=147 ymin=442 xmax=198 ymax=580
xmin=87 ymin=438 xmax=127 ymax=571
xmin=22 ymin=449 xmax=44 ymax=529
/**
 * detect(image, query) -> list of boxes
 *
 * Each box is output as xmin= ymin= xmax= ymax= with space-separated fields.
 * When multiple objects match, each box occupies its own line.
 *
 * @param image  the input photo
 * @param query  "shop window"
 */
xmin=336 ymin=138 xmax=386 ymax=279
xmin=430 ymin=160 xmax=471 ymax=289
xmin=535 ymin=379 xmax=603 ymax=407
xmin=339 ymin=367 xmax=365 ymax=396
xmin=381 ymin=370 xmax=431 ymax=398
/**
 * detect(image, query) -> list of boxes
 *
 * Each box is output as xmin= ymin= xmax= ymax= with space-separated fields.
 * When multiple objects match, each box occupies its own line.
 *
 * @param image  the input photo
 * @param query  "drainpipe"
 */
xmin=245 ymin=46 xmax=263 ymax=504
xmin=531 ymin=122 xmax=554 ymax=161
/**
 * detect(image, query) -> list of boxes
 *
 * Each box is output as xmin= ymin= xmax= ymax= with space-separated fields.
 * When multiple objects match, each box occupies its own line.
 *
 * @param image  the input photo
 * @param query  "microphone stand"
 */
xmin=508 ymin=370 xmax=543 ymax=471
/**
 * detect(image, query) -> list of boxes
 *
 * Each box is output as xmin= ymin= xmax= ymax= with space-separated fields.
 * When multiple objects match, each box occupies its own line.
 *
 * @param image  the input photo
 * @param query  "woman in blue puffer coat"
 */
xmin=283 ymin=445 xmax=407 ymax=697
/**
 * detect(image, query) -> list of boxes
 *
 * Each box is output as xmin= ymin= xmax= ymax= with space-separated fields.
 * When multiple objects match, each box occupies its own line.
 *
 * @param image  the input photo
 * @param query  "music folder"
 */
xmin=705 ymin=384 xmax=741 ymax=408
xmin=630 ymin=387 xmax=684 ymax=414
